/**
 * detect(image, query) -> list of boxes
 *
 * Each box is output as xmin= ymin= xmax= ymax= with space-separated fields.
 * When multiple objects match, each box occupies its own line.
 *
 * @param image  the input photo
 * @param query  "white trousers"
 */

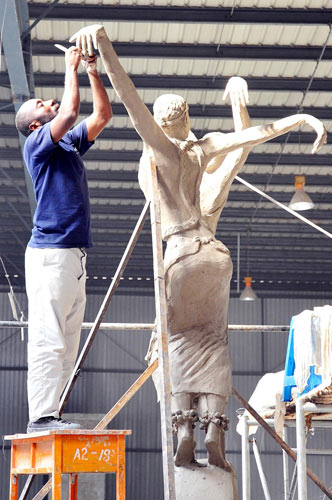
xmin=25 ymin=247 xmax=87 ymax=422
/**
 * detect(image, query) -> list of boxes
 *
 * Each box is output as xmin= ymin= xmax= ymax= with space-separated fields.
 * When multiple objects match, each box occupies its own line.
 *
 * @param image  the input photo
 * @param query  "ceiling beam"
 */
xmin=1 ymin=148 xmax=330 ymax=166
xmin=1 ymin=101 xmax=332 ymax=123
xmin=0 ymin=125 xmax=322 ymax=144
xmin=32 ymin=40 xmax=332 ymax=61
xmin=2 ymin=73 xmax=332 ymax=93
xmin=28 ymin=4 xmax=332 ymax=25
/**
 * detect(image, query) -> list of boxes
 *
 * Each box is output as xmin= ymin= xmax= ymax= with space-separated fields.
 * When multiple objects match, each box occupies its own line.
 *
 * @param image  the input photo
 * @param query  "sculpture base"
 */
xmin=175 ymin=459 xmax=237 ymax=500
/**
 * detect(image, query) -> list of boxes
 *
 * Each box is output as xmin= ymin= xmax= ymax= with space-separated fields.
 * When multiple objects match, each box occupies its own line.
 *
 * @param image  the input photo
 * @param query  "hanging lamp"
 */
xmin=289 ymin=175 xmax=314 ymax=211
xmin=240 ymin=276 xmax=258 ymax=301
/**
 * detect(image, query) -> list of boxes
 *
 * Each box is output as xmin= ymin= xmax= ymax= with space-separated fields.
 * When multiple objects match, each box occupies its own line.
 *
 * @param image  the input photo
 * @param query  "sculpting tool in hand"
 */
xmin=54 ymin=43 xmax=68 ymax=53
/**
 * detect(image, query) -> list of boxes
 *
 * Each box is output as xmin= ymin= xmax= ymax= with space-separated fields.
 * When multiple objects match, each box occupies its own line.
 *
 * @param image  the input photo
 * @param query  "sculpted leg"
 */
xmin=199 ymin=394 xmax=231 ymax=471
xmin=172 ymin=393 xmax=198 ymax=467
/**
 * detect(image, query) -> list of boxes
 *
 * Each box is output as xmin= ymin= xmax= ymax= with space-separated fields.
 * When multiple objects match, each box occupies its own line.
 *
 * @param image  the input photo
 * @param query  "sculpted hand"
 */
xmin=69 ymin=24 xmax=107 ymax=57
xmin=223 ymin=77 xmax=249 ymax=107
xmin=304 ymin=115 xmax=327 ymax=154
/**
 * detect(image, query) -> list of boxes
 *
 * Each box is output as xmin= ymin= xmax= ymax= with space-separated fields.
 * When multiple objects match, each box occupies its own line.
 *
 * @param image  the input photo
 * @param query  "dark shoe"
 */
xmin=27 ymin=416 xmax=82 ymax=433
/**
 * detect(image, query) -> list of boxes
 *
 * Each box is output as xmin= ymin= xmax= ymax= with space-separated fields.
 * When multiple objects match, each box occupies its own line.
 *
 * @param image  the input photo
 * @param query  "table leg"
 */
xmin=116 ymin=436 xmax=126 ymax=500
xmin=9 ymin=474 xmax=18 ymax=500
xmin=52 ymin=471 xmax=62 ymax=500
xmin=52 ymin=436 xmax=62 ymax=500
xmin=69 ymin=474 xmax=78 ymax=500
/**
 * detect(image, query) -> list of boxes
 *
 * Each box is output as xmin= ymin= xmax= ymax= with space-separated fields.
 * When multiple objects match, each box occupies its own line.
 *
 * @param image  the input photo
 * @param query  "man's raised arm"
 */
xmin=83 ymin=54 xmax=112 ymax=141
xmin=50 ymin=46 xmax=81 ymax=143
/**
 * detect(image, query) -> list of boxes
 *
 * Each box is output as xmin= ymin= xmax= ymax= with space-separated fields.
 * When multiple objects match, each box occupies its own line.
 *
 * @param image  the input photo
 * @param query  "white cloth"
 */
xmin=293 ymin=309 xmax=314 ymax=394
xmin=313 ymin=305 xmax=332 ymax=385
xmin=236 ymin=371 xmax=285 ymax=436
xmin=25 ymin=247 xmax=87 ymax=422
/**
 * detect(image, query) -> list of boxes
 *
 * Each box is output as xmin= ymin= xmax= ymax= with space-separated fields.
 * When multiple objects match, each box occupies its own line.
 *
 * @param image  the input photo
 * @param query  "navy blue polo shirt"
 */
xmin=24 ymin=120 xmax=94 ymax=248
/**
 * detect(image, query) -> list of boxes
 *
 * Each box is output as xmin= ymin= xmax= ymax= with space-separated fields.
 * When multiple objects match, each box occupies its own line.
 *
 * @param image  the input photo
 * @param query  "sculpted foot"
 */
xmin=200 ymin=411 xmax=231 ymax=471
xmin=205 ymin=430 xmax=231 ymax=471
xmin=172 ymin=409 xmax=198 ymax=467
xmin=175 ymin=424 xmax=195 ymax=466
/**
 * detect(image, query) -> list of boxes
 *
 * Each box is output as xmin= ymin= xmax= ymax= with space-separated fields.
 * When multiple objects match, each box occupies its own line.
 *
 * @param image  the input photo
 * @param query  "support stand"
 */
xmin=6 ymin=430 xmax=130 ymax=500
xmin=233 ymin=388 xmax=332 ymax=500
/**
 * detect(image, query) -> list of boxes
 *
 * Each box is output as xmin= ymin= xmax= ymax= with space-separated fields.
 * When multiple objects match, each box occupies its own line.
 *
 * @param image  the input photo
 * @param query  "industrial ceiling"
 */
xmin=1 ymin=0 xmax=332 ymax=297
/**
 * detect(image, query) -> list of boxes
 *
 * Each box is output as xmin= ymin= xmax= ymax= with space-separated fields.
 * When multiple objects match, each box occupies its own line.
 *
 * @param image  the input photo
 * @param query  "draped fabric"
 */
xmin=147 ymin=239 xmax=233 ymax=399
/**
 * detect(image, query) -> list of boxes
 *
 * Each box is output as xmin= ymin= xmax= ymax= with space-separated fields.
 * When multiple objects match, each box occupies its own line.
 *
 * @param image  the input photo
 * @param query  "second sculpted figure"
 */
xmin=70 ymin=25 xmax=326 ymax=471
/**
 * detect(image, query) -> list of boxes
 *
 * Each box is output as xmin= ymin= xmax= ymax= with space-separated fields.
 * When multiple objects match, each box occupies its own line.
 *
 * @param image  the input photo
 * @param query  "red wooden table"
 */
xmin=5 ymin=429 xmax=131 ymax=500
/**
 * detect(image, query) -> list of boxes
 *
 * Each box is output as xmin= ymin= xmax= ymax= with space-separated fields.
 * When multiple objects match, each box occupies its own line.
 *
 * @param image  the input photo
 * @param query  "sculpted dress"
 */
xmin=141 ymin=138 xmax=233 ymax=400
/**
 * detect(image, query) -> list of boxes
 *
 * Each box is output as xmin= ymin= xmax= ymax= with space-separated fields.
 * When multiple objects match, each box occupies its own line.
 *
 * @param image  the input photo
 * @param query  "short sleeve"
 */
xmin=66 ymin=121 xmax=94 ymax=157
xmin=24 ymin=122 xmax=56 ymax=163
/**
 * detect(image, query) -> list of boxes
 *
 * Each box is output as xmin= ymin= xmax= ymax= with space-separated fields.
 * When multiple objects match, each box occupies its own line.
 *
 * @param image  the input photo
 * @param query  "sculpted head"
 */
xmin=153 ymin=94 xmax=191 ymax=141
xmin=15 ymin=98 xmax=59 ymax=137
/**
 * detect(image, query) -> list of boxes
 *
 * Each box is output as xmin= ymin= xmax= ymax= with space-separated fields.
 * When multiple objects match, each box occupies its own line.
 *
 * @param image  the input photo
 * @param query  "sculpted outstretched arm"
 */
xmin=199 ymin=113 xmax=327 ymax=165
xmin=200 ymin=77 xmax=252 ymax=233
xmin=69 ymin=25 xmax=172 ymax=156
xmin=205 ymin=77 xmax=251 ymax=174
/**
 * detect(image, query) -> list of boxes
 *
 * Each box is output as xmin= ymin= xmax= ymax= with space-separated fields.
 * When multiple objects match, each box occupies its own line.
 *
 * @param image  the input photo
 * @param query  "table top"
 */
xmin=5 ymin=429 xmax=132 ymax=440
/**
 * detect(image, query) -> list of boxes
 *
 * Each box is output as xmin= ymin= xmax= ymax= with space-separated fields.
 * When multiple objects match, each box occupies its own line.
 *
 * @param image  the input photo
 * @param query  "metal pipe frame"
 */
xmin=241 ymin=414 xmax=251 ymax=500
xmin=0 ymin=321 xmax=289 ymax=332
xmin=252 ymin=439 xmax=271 ymax=500
xmin=296 ymin=397 xmax=308 ymax=500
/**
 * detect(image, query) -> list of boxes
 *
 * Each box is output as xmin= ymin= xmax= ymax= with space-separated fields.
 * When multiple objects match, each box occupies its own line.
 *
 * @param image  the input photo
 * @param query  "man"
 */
xmin=15 ymin=46 xmax=112 ymax=433
xmin=69 ymin=24 xmax=326 ymax=468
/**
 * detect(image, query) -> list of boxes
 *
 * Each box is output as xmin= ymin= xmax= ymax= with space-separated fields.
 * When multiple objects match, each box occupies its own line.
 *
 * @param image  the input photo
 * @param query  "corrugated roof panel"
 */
xmin=30 ymin=18 xmax=331 ymax=46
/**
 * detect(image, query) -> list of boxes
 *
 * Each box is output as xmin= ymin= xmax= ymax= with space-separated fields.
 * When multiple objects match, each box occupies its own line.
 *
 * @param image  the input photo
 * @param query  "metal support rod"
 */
xmin=236 ymin=175 xmax=332 ymax=241
xmin=21 ymin=0 xmax=61 ymax=40
xmin=237 ymin=232 xmax=240 ymax=294
xmin=148 ymin=157 xmax=176 ymax=500
xmin=252 ymin=439 xmax=271 ymax=500
xmin=232 ymin=387 xmax=332 ymax=499
xmin=59 ymin=201 xmax=150 ymax=412
xmin=288 ymin=463 xmax=298 ymax=500
xmin=296 ymin=397 xmax=308 ymax=500
xmin=282 ymin=426 xmax=290 ymax=500
xmin=0 ymin=320 xmax=290 ymax=332
xmin=241 ymin=414 xmax=250 ymax=500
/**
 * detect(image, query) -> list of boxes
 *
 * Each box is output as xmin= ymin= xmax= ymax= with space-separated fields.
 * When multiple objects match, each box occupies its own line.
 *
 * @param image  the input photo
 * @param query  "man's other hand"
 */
xmin=82 ymin=54 xmax=98 ymax=75
xmin=65 ymin=46 xmax=82 ymax=71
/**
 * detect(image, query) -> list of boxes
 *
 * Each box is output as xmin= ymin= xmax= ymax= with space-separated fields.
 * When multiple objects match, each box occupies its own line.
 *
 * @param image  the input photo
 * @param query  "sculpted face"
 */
xmin=153 ymin=94 xmax=191 ymax=141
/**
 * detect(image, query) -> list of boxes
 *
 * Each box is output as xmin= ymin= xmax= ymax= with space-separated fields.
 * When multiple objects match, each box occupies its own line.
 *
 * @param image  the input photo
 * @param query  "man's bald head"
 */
xmin=15 ymin=98 xmax=59 ymax=137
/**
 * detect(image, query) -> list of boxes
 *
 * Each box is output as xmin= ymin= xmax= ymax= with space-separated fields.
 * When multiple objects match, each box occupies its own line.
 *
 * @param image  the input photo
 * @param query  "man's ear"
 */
xmin=29 ymin=120 xmax=42 ymax=131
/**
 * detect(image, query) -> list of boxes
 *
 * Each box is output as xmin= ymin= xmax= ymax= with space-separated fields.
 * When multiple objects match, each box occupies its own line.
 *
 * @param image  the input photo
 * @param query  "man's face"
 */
xmin=23 ymin=99 xmax=60 ymax=130
xmin=26 ymin=98 xmax=60 ymax=129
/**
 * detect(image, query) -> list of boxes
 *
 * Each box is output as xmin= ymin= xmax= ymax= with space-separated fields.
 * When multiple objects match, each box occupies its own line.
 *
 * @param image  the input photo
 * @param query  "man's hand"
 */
xmin=223 ymin=77 xmax=249 ymax=107
xmin=65 ymin=46 xmax=82 ymax=71
xmin=81 ymin=54 xmax=98 ymax=75
xmin=69 ymin=24 xmax=107 ymax=57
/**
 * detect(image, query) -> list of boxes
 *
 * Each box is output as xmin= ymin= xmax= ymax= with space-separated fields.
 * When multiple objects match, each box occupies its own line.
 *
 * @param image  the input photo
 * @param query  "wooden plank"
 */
xmin=95 ymin=359 xmax=158 ymax=430
xmin=59 ymin=201 xmax=150 ymax=412
xmin=148 ymin=157 xmax=176 ymax=500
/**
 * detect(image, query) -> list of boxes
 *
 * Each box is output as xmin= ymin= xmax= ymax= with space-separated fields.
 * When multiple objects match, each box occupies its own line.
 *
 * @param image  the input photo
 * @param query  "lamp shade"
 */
xmin=240 ymin=276 xmax=258 ymax=301
xmin=289 ymin=175 xmax=314 ymax=211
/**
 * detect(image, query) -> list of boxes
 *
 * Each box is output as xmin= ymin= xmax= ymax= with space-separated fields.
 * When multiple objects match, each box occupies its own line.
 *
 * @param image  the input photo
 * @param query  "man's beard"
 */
xmin=39 ymin=105 xmax=59 ymax=125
